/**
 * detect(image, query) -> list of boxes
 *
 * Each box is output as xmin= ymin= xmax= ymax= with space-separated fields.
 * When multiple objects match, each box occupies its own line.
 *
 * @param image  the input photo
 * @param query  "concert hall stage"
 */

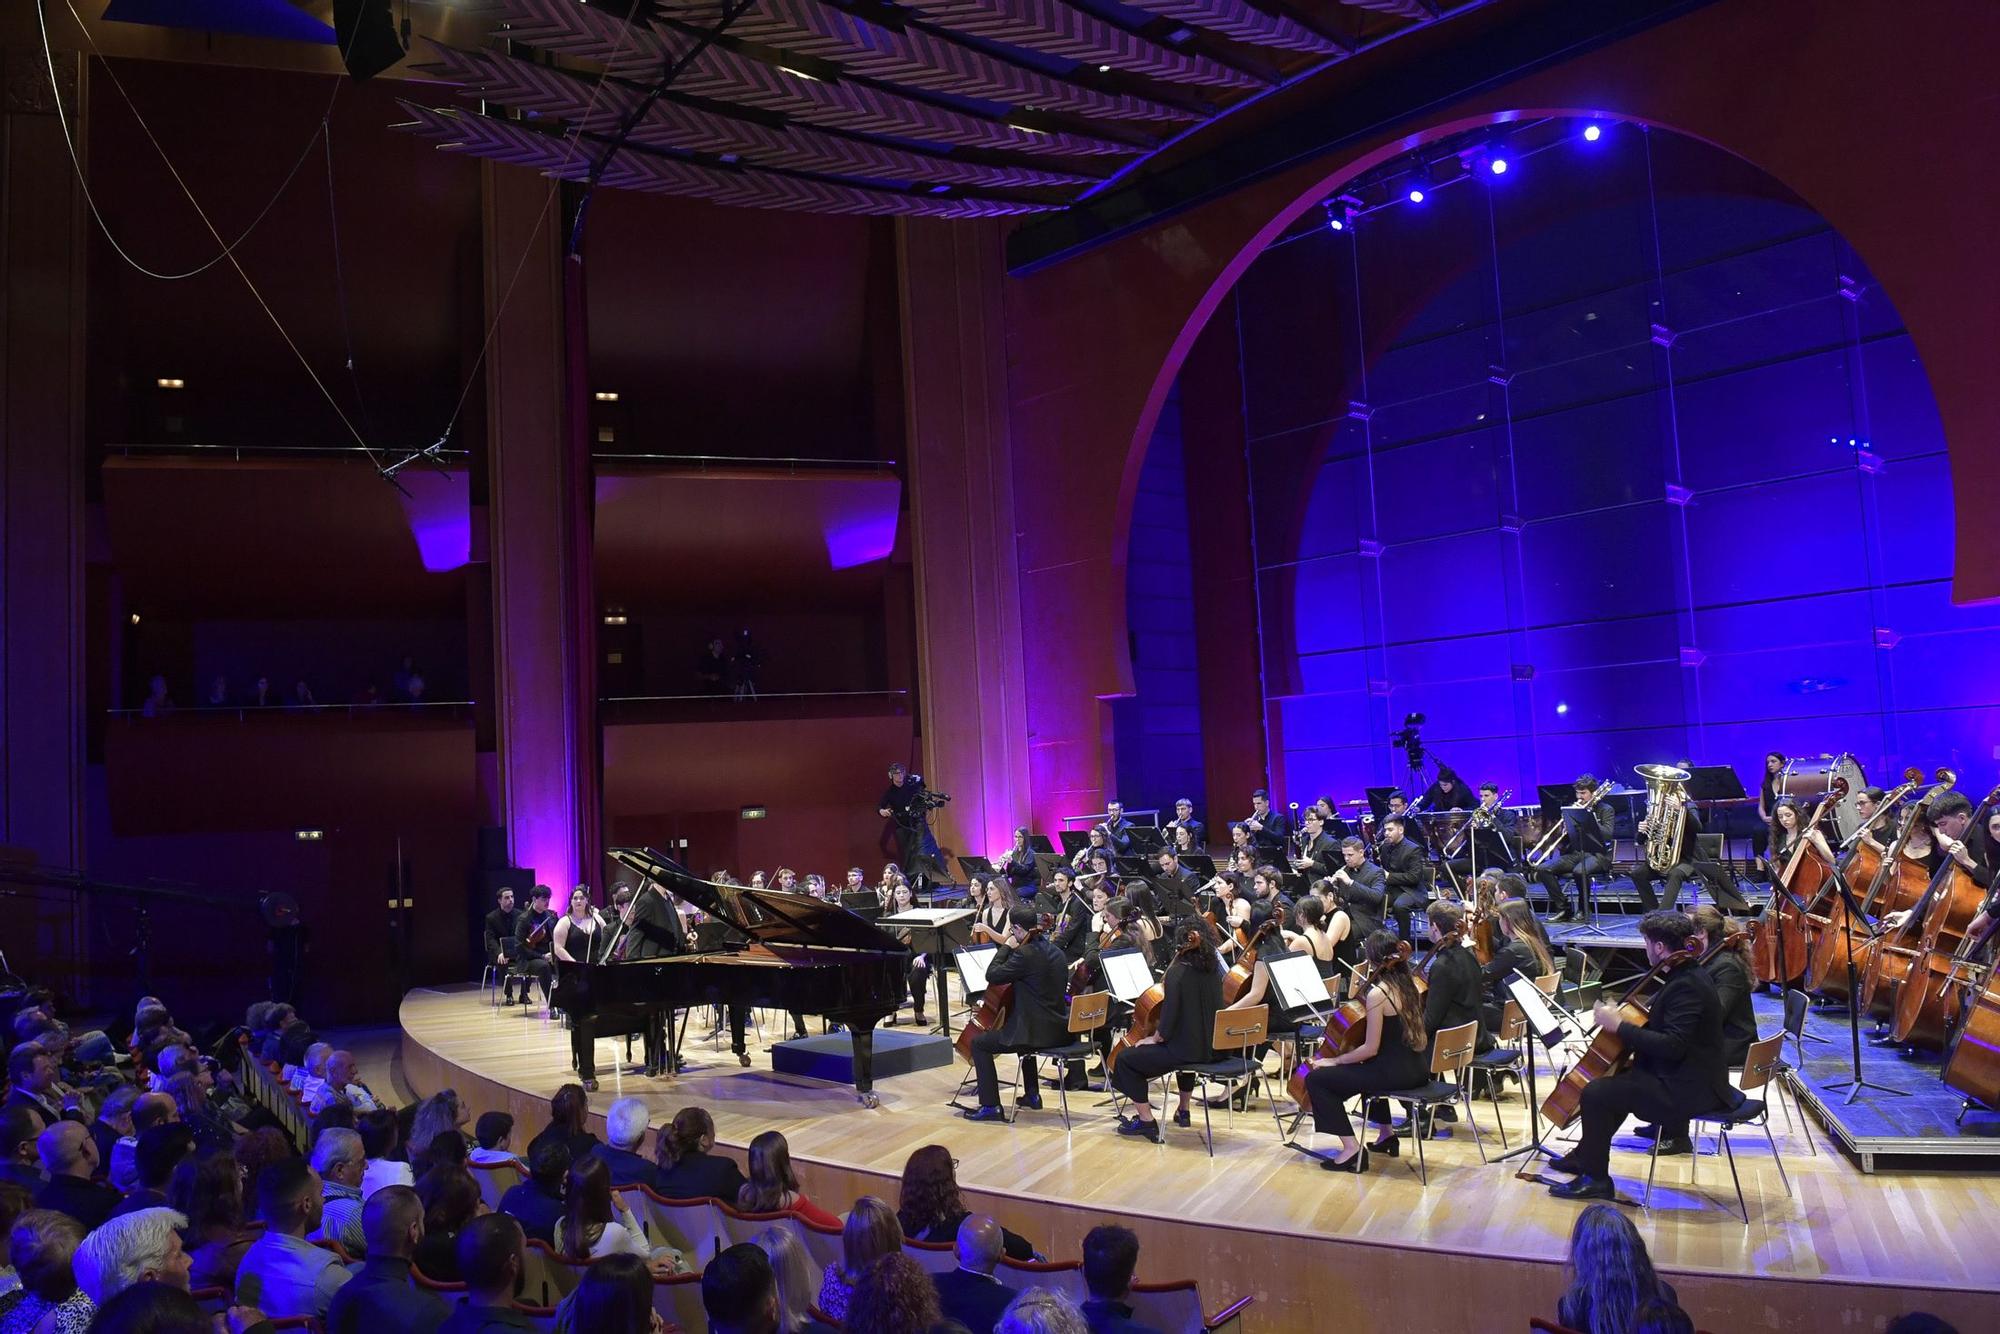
xmin=398 ymin=984 xmax=2000 ymax=1332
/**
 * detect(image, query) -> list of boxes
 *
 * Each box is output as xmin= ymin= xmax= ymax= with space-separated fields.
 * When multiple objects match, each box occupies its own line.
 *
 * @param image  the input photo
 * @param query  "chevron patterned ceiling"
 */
xmin=399 ymin=0 xmax=1492 ymax=217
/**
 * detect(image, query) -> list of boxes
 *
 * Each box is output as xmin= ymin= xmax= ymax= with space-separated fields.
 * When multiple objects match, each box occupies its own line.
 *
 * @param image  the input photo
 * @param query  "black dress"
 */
xmin=1302 ymin=994 xmax=1428 ymax=1140
xmin=1109 ymin=960 xmax=1225 ymax=1105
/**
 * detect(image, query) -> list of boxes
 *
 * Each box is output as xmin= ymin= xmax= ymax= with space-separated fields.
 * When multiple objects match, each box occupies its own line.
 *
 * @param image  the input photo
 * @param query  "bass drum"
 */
xmin=1779 ymin=754 xmax=1867 ymax=840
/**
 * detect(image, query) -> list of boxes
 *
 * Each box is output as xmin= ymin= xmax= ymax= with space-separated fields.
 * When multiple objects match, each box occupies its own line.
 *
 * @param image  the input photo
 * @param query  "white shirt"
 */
xmin=306 ymin=1082 xmax=377 ymax=1116
xmin=467 ymin=1147 xmax=524 ymax=1168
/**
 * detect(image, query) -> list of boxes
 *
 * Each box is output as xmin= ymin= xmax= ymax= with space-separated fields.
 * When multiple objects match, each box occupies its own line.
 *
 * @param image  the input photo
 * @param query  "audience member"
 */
xmin=246 ymin=677 xmax=275 ymax=709
xmin=554 ymin=1252 xmax=653 ymax=1334
xmin=932 ymin=1213 xmax=1014 ymax=1334
xmin=590 ymin=1099 xmax=657 ymax=1189
xmin=526 ymin=1086 xmax=598 ymax=1169
xmin=1079 ymin=1224 xmax=1156 ymax=1334
xmin=1001 ymin=1288 xmax=1090 ymax=1334
xmin=204 ymin=675 xmax=230 ymax=708
xmin=357 ymin=1109 xmax=412 ymax=1200
xmin=496 ymin=1140 xmax=567 ymax=1246
xmin=557 ymin=1156 xmax=680 ymax=1271
xmin=35 ymin=1122 xmax=118 ymax=1231
xmin=109 ymin=1126 xmax=195 ymax=1220
xmin=816 ymin=1195 xmax=898 ymax=1322
xmin=897 ymin=1144 xmax=1031 ymax=1260
xmin=307 ymin=1052 xmax=376 ymax=1117
xmin=468 ymin=1113 xmax=519 ymax=1168
xmin=89 ymin=1088 xmax=140 ymax=1183
xmin=0 ymin=1209 xmax=94 ymax=1332
xmin=230 ymin=1129 xmax=293 ymax=1211
xmin=0 ymin=1181 xmax=28 ymax=1297
xmin=162 ymin=1073 xmax=235 ymax=1157
xmin=233 ymin=1158 xmax=351 ymax=1318
xmin=324 ymin=1184 xmax=450 ymax=1334
xmin=310 ymin=1101 xmax=357 ymax=1147
xmin=72 ymin=1207 xmax=191 ymax=1305
xmin=1632 ymin=1297 xmax=1695 ymax=1334
xmin=846 ymin=1252 xmax=940 ymax=1334
xmin=1557 ymin=1204 xmax=1678 ymax=1334
xmin=113 ymin=1096 xmax=179 ymax=1196
xmin=653 ymin=1107 xmax=745 ymax=1202
xmin=140 ymin=676 xmax=175 ymax=718
xmin=703 ymin=1243 xmax=780 ymax=1334
xmin=748 ymin=1224 xmax=833 ymax=1333
xmin=412 ymin=1165 xmax=483 ymax=1282
xmin=168 ymin=1149 xmax=259 ymax=1292
xmin=0 ymin=1109 xmax=45 ymax=1193
xmin=310 ymin=1128 xmax=368 ymax=1255
xmin=5 ymin=1044 xmax=64 ymax=1129
xmin=736 ymin=1132 xmax=838 ymax=1229
xmin=408 ymin=1092 xmax=469 ymax=1174
xmin=436 ymin=1214 xmax=529 ymax=1334
xmin=74 ymin=1279 xmax=268 ymax=1333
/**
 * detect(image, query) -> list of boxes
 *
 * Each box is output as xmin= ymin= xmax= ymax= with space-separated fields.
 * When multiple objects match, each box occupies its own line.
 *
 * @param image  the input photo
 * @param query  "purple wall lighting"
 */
xmin=394 ymin=469 xmax=472 ymax=573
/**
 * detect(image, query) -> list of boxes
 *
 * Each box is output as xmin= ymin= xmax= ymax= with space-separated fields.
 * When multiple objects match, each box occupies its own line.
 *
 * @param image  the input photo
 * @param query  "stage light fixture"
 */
xmin=1489 ymin=155 xmax=1509 ymax=175
xmin=1097 ymin=64 xmax=1111 ymax=73
xmin=1321 ymin=200 xmax=1346 ymax=231
xmin=1407 ymin=186 xmax=1425 ymax=204
xmin=741 ymin=806 xmax=768 ymax=821
xmin=129 ymin=613 xmax=141 ymax=625
xmin=593 ymin=390 xmax=619 ymax=402
xmin=777 ymin=65 xmax=821 ymax=82
xmin=295 ymin=829 xmax=324 ymax=842
xmin=156 ymin=377 xmax=185 ymax=390
xmin=1556 ymin=702 xmax=1570 ymax=715
xmin=1583 ymin=123 xmax=1603 ymax=142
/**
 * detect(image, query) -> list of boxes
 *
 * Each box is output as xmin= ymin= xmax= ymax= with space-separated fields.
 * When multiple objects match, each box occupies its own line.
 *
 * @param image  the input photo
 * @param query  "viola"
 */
xmin=1539 ymin=932 xmax=1746 ymax=1131
xmin=953 ymin=917 xmax=1050 ymax=1061
xmin=522 ymin=910 xmax=554 ymax=951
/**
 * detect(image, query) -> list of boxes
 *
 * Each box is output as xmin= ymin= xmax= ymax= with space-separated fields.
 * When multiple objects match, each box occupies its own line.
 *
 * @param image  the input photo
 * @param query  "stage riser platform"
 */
xmin=398 ymin=985 xmax=2000 ymax=1333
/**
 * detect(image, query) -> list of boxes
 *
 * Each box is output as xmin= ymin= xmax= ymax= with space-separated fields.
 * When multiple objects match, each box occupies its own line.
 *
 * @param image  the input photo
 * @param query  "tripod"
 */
xmin=1820 ymin=871 xmax=1907 ymax=1103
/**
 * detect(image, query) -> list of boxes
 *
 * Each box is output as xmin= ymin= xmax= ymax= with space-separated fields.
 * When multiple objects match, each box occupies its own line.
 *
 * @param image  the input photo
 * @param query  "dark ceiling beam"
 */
xmin=1006 ymin=0 xmax=1714 ymax=272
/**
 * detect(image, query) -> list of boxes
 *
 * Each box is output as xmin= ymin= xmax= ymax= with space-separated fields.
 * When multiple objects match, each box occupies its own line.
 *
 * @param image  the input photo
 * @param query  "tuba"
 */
xmin=1636 ymin=763 xmax=1694 ymax=873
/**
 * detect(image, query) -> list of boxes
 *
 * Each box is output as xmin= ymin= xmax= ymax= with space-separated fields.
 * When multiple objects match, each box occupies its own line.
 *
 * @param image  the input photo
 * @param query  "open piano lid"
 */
xmin=607 ymin=847 xmax=906 ymax=954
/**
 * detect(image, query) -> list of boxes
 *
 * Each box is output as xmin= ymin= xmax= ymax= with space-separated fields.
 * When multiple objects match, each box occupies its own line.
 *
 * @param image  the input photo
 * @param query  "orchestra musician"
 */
xmin=1110 ymin=919 xmax=1226 ymax=1143
xmin=803 ymin=873 xmax=829 ymax=901
xmin=1420 ymin=767 xmax=1480 ymax=812
xmin=1170 ymin=824 xmax=1202 ymax=858
xmin=1300 ymin=930 xmax=1429 ymax=1173
xmin=1882 ymin=792 xmax=1993 ymax=931
xmin=1767 ymin=798 xmax=1833 ymax=878
xmin=773 ymin=867 xmax=799 ymax=894
xmin=483 ymin=888 xmax=522 ymax=1006
xmin=1291 ymin=809 xmax=1340 ymax=881
xmin=1631 ymin=788 xmax=1750 ymax=913
xmin=1753 ymin=751 xmax=1786 ymax=862
xmin=1001 ymin=828 xmax=1041 ymax=895
xmin=1422 ymin=902 xmax=1491 ymax=1056
xmin=1376 ymin=817 xmax=1432 ymax=941
xmin=1480 ymin=900 xmax=1556 ymax=1037
xmin=1641 ymin=904 xmax=1756 ymax=1156
xmin=879 ymin=762 xmax=947 ymax=886
xmin=1249 ymin=866 xmax=1294 ymax=931
xmin=842 ymin=867 xmax=867 ymax=900
xmin=1442 ymin=784 xmax=1517 ymax=886
xmin=962 ymin=907 xmax=1072 ymax=1123
xmin=1311 ymin=796 xmax=1353 ymax=840
xmin=1072 ymin=825 xmax=1114 ymax=873
xmin=512 ymin=885 xmax=558 ymax=1007
xmin=1284 ymin=898 xmax=1348 ymax=979
xmin=1151 ymin=849 xmax=1200 ymax=914
xmin=1536 ymin=775 xmax=1615 ymax=922
xmin=1036 ymin=867 xmax=1090 ymax=963
xmin=1547 ymin=911 xmax=1740 ymax=1201
xmin=1099 ymin=801 xmax=1137 ymax=858
xmin=1242 ymin=789 xmax=1291 ymax=863
xmin=883 ymin=881 xmax=933 ymax=1030
xmin=552 ymin=887 xmax=607 ymax=1088
xmin=1327 ymin=837 xmax=1388 ymax=946
xmin=1384 ymin=792 xmax=1428 ymax=854
xmin=971 ymin=876 xmax=1021 ymax=943
xmin=1164 ymin=798 xmax=1206 ymax=851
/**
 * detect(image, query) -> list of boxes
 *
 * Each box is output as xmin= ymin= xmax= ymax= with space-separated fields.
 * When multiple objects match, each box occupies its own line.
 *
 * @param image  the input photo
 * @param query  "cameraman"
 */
xmin=878 ymin=762 xmax=949 ymax=889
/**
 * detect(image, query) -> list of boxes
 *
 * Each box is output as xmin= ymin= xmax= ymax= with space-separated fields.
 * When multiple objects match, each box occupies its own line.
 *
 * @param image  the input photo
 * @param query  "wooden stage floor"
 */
xmin=398 ymin=985 xmax=2000 ymax=1332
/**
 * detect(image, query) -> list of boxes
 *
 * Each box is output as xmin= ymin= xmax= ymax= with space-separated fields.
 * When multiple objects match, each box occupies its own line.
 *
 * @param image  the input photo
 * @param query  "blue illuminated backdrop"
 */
xmin=1125 ymin=120 xmax=2000 ymax=811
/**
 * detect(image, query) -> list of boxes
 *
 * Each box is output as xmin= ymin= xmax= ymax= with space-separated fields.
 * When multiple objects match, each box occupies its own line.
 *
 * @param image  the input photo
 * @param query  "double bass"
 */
xmin=1539 ymin=932 xmax=1747 ymax=1130
xmin=1891 ymin=779 xmax=2000 ymax=1047
xmin=1752 ymin=777 xmax=1848 ymax=985
xmin=1942 ymin=920 xmax=2000 ymax=1110
xmin=1857 ymin=771 xmax=1960 ymax=1018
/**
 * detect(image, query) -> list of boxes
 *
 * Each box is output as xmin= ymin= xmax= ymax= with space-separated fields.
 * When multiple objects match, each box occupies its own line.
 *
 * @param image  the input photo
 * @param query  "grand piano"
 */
xmin=555 ymin=848 xmax=911 ymax=1105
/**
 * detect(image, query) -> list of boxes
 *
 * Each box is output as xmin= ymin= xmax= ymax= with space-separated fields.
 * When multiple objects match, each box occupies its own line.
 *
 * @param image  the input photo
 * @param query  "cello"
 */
xmin=1540 ymin=932 xmax=1747 ymax=1130
xmin=1284 ymin=942 xmax=1412 ymax=1108
xmin=953 ymin=916 xmax=1051 ymax=1061
xmin=1105 ymin=925 xmax=1207 ymax=1074
xmin=1224 ymin=916 xmax=1283 ymax=1006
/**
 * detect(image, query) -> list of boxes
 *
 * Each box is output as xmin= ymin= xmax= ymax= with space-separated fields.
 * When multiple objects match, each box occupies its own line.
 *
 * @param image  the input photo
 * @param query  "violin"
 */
xmin=1539 ymin=932 xmax=1748 ymax=1131
xmin=953 ymin=916 xmax=1051 ymax=1061
xmin=522 ymin=910 xmax=553 ymax=951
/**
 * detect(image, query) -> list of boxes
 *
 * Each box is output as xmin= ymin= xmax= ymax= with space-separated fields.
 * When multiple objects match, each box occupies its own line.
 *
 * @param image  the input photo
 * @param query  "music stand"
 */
xmin=881 ymin=906 xmax=974 ymax=1036
xmin=1685 ymin=765 xmax=1745 ymax=801
xmin=1058 ymin=830 xmax=1091 ymax=857
xmin=1027 ymin=834 xmax=1055 ymax=855
xmin=1364 ymin=786 xmax=1400 ymax=825
xmin=1183 ymin=853 xmax=1218 ymax=879
xmin=1494 ymin=968 xmax=1588 ymax=1172
xmin=1128 ymin=826 xmax=1166 ymax=853
xmin=1099 ymin=948 xmax=1155 ymax=1005
xmin=954 ymin=943 xmax=997 ymax=999
xmin=956 ymin=855 xmax=998 ymax=886
xmin=1818 ymin=870 xmax=1907 ymax=1103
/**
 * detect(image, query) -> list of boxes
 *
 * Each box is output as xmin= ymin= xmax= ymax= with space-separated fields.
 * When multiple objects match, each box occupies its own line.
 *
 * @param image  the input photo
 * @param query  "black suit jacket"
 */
xmin=1620 ymin=962 xmax=1736 ymax=1115
xmin=1333 ymin=862 xmax=1387 ymax=915
xmin=37 ymin=1172 xmax=121 ymax=1230
xmin=1378 ymin=839 xmax=1432 ymax=896
xmin=1423 ymin=944 xmax=1486 ymax=1046
xmin=1166 ymin=818 xmax=1205 ymax=849
xmin=933 ymin=1268 xmax=1016 ymax=1334
xmin=986 ymin=935 xmax=1072 ymax=1047
xmin=655 ymin=1149 xmax=747 ymax=1203
xmin=1708 ymin=951 xmax=1757 ymax=1068
xmin=483 ymin=908 xmax=516 ymax=964
xmin=623 ymin=887 xmax=685 ymax=959
xmin=1245 ymin=810 xmax=1290 ymax=859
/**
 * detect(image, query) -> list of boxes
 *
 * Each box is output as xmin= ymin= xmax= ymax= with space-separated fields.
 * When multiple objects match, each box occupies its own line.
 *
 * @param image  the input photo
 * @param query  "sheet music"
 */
xmin=955 ymin=943 xmax=998 ymax=994
xmin=1100 ymin=948 xmax=1154 ymax=1003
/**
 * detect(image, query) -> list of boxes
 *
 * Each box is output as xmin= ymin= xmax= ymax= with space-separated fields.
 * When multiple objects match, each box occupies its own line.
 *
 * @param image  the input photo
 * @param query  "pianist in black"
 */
xmin=962 ymin=907 xmax=1071 ymax=1123
xmin=618 ymin=876 xmax=689 ymax=1079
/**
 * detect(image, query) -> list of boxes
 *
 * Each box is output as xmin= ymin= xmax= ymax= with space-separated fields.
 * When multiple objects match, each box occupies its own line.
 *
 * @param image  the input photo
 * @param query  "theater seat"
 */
xmin=632 ymin=1187 xmax=727 ymax=1267
xmin=651 ymin=1271 xmax=708 ymax=1334
xmin=469 ymin=1158 xmax=526 ymax=1213
xmin=996 ymin=1257 xmax=1087 ymax=1307
xmin=900 ymin=1236 xmax=958 ymax=1275
xmin=1128 ymin=1279 xmax=1255 ymax=1333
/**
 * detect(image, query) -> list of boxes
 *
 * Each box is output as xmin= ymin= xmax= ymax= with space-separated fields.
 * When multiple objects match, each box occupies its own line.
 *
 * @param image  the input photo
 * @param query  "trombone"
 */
xmin=1439 ymin=788 xmax=1511 ymax=860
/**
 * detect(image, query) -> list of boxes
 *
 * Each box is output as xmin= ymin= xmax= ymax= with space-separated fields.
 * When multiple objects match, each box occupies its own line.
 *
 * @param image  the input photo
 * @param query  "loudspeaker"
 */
xmin=332 ymin=0 xmax=407 ymax=81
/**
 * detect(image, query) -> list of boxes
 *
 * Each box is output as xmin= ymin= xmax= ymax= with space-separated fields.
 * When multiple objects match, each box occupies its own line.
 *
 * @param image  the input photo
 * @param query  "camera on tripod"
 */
xmin=1392 ymin=712 xmax=1427 ymax=767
